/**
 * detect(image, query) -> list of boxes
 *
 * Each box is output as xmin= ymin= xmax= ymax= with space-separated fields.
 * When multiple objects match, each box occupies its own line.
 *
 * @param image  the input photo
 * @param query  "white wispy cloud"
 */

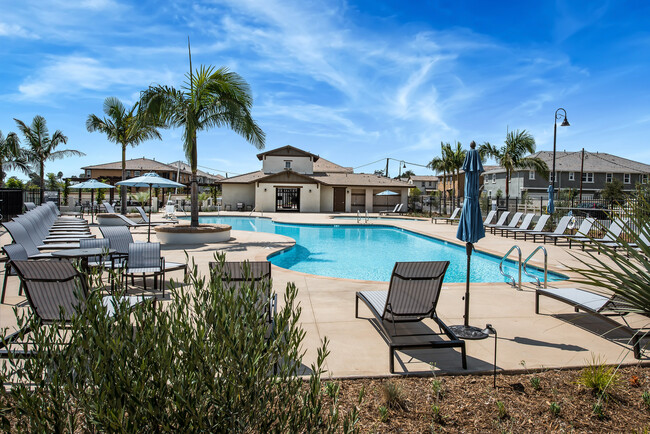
xmin=16 ymin=56 xmax=175 ymax=101
xmin=0 ymin=22 xmax=39 ymax=39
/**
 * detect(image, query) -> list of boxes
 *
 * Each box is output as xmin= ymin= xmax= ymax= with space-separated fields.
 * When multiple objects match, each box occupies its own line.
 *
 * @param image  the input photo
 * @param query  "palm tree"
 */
xmin=14 ymin=116 xmax=85 ymax=203
xmin=447 ymin=141 xmax=466 ymax=208
xmin=141 ymin=65 xmax=265 ymax=227
xmin=479 ymin=130 xmax=549 ymax=199
xmin=87 ymin=97 xmax=163 ymax=214
xmin=427 ymin=142 xmax=453 ymax=214
xmin=0 ymin=130 xmax=30 ymax=187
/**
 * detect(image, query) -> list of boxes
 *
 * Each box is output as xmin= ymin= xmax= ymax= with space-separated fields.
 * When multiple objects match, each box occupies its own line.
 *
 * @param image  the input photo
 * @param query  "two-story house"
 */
xmin=483 ymin=150 xmax=650 ymax=199
xmin=408 ymin=175 xmax=439 ymax=194
xmin=221 ymin=145 xmax=409 ymax=212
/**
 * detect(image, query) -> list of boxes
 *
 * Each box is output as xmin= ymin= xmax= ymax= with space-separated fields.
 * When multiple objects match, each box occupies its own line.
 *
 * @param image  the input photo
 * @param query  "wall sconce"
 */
xmin=346 ymin=190 xmax=350 ymax=194
xmin=264 ymin=188 xmax=267 ymax=192
xmin=309 ymin=189 xmax=312 ymax=193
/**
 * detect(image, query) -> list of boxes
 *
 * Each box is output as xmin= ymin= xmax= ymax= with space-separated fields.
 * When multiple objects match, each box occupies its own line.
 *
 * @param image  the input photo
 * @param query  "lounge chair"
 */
xmin=484 ymin=211 xmax=510 ymax=234
xmin=14 ymin=215 xmax=94 ymax=244
xmin=99 ymin=226 xmax=187 ymax=279
xmin=112 ymin=213 xmax=150 ymax=228
xmin=355 ymin=261 xmax=467 ymax=373
xmin=380 ymin=204 xmax=401 ymax=216
xmin=1 ymin=244 xmax=27 ymax=304
xmin=123 ymin=242 xmax=165 ymax=294
xmin=237 ymin=202 xmax=244 ymax=211
xmin=103 ymin=201 xmax=116 ymax=213
xmin=0 ymin=259 xmax=150 ymax=358
xmin=525 ymin=215 xmax=572 ymax=243
xmin=135 ymin=206 xmax=166 ymax=226
xmin=490 ymin=212 xmax=524 ymax=236
xmin=510 ymin=214 xmax=550 ymax=240
xmin=23 ymin=202 xmax=36 ymax=211
xmin=500 ymin=213 xmax=535 ymax=238
xmin=2 ymin=221 xmax=67 ymax=256
xmin=568 ymin=218 xmax=626 ymax=251
xmin=557 ymin=217 xmax=596 ymax=248
xmin=432 ymin=207 xmax=461 ymax=224
xmin=535 ymin=287 xmax=647 ymax=359
xmin=482 ymin=210 xmax=497 ymax=226
xmin=209 ymin=260 xmax=276 ymax=327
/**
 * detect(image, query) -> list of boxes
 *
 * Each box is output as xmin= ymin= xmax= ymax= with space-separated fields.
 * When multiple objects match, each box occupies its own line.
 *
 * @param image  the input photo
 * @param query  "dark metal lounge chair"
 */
xmin=535 ymin=287 xmax=648 ymax=359
xmin=355 ymin=261 xmax=467 ymax=373
xmin=0 ymin=259 xmax=150 ymax=358
xmin=432 ymin=207 xmax=461 ymax=224
xmin=209 ymin=260 xmax=276 ymax=326
xmin=2 ymin=221 xmax=54 ymax=258
xmin=135 ymin=206 xmax=166 ymax=226
xmin=1 ymin=244 xmax=27 ymax=304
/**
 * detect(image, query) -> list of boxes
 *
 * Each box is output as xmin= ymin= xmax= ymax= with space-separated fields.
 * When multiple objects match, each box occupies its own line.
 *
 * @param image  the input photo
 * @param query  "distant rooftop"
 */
xmin=483 ymin=151 xmax=650 ymax=174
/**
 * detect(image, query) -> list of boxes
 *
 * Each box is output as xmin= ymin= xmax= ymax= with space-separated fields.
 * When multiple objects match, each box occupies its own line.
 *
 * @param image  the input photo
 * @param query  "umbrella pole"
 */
xmin=148 ymin=185 xmax=152 ymax=242
xmin=91 ymin=190 xmax=94 ymax=224
xmin=464 ymin=242 xmax=472 ymax=327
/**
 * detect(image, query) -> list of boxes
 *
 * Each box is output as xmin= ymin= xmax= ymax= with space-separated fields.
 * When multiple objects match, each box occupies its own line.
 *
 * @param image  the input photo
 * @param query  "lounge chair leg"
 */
xmin=143 ymin=274 xmax=147 ymax=291
xmin=1 ymin=270 xmax=8 ymax=304
xmin=535 ymin=292 xmax=540 ymax=314
xmin=461 ymin=343 xmax=467 ymax=369
xmin=633 ymin=333 xmax=642 ymax=359
xmin=389 ymin=347 xmax=395 ymax=374
xmin=355 ymin=294 xmax=359 ymax=318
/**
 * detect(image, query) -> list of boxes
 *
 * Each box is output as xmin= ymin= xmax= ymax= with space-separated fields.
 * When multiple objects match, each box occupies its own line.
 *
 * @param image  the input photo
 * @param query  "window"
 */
xmin=126 ymin=170 xmax=131 ymax=177
xmin=642 ymin=174 xmax=648 ymax=184
xmin=492 ymin=174 xmax=496 ymax=183
xmin=550 ymin=173 xmax=554 ymax=183
xmin=529 ymin=171 xmax=535 ymax=180
xmin=428 ymin=181 xmax=432 ymax=187
xmin=284 ymin=160 xmax=292 ymax=169
xmin=134 ymin=171 xmax=141 ymax=176
xmin=606 ymin=173 xmax=613 ymax=183
xmin=568 ymin=172 xmax=575 ymax=181
xmin=624 ymin=173 xmax=631 ymax=184
xmin=85 ymin=169 xmax=91 ymax=178
xmin=582 ymin=172 xmax=594 ymax=183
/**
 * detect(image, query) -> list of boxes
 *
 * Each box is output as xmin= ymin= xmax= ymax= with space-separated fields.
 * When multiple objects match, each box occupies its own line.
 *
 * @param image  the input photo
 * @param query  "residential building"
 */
xmin=408 ymin=175 xmax=439 ymax=193
xmin=483 ymin=150 xmax=650 ymax=199
xmin=220 ymin=145 xmax=409 ymax=212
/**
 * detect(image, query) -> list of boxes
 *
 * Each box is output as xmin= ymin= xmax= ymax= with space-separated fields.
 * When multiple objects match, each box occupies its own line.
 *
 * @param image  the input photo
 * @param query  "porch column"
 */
xmin=365 ymin=188 xmax=374 ymax=213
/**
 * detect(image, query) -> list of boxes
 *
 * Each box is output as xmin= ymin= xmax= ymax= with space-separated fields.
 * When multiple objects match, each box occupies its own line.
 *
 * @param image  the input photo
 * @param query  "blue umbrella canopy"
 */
xmin=547 ymin=184 xmax=555 ymax=214
xmin=116 ymin=172 xmax=185 ymax=188
xmin=456 ymin=147 xmax=485 ymax=244
xmin=376 ymin=190 xmax=399 ymax=196
xmin=69 ymin=179 xmax=115 ymax=189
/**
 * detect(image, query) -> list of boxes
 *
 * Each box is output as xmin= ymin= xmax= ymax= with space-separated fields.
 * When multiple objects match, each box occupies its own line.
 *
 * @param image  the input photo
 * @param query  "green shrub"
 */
xmin=530 ymin=376 xmax=541 ymax=391
xmin=549 ymin=401 xmax=561 ymax=417
xmin=0 ymin=253 xmax=359 ymax=432
xmin=496 ymin=400 xmax=508 ymax=420
xmin=643 ymin=391 xmax=650 ymax=409
xmin=576 ymin=355 xmax=621 ymax=398
xmin=378 ymin=405 xmax=389 ymax=423
xmin=381 ymin=381 xmax=407 ymax=410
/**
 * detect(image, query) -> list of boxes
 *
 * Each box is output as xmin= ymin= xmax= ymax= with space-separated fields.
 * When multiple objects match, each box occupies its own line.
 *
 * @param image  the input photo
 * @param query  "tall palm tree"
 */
xmin=0 ymin=130 xmax=30 ymax=187
xmin=427 ymin=142 xmax=453 ymax=213
xmin=447 ymin=141 xmax=466 ymax=208
xmin=14 ymin=116 xmax=85 ymax=203
xmin=479 ymin=130 xmax=549 ymax=198
xmin=87 ymin=97 xmax=163 ymax=214
xmin=141 ymin=65 xmax=265 ymax=227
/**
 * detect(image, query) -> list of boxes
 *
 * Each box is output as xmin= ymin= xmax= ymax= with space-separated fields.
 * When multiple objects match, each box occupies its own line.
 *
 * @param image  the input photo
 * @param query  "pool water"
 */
xmin=332 ymin=216 xmax=422 ymax=221
xmin=192 ymin=216 xmax=567 ymax=283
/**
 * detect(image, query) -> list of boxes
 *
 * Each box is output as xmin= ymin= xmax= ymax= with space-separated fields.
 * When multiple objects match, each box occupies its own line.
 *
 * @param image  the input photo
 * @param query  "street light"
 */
xmin=398 ymin=160 xmax=406 ymax=178
xmin=551 ymin=108 xmax=570 ymax=191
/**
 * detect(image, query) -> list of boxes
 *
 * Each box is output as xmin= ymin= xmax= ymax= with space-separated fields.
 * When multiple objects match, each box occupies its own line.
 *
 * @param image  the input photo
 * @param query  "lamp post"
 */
xmin=551 ymin=108 xmax=570 ymax=193
xmin=398 ymin=160 xmax=406 ymax=179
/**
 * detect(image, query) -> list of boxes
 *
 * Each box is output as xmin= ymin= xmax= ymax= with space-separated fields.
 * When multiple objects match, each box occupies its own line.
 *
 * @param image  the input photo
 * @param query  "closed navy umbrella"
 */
xmin=450 ymin=142 xmax=488 ymax=340
xmin=547 ymin=184 xmax=555 ymax=214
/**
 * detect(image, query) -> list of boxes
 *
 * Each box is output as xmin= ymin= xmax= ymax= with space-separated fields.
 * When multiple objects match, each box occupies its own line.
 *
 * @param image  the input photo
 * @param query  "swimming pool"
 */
xmin=332 ymin=216 xmax=423 ymax=221
xmin=192 ymin=216 xmax=567 ymax=283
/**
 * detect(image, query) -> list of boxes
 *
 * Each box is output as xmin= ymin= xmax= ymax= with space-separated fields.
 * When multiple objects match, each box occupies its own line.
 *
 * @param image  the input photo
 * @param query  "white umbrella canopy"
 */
xmin=69 ymin=179 xmax=115 ymax=223
xmin=376 ymin=189 xmax=400 ymax=211
xmin=116 ymin=173 xmax=185 ymax=241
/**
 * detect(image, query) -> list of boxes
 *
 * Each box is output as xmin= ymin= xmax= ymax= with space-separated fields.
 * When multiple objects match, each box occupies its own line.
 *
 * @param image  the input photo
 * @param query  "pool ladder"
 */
xmin=499 ymin=245 xmax=548 ymax=290
xmin=356 ymin=210 xmax=369 ymax=224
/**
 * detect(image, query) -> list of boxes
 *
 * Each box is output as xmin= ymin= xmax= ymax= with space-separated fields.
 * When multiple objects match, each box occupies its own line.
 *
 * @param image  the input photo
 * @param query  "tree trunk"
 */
xmin=505 ymin=170 xmax=510 ymax=199
xmin=40 ymin=162 xmax=45 ymax=204
xmin=0 ymin=160 xmax=4 ymax=188
xmin=121 ymin=144 xmax=127 ymax=214
xmin=190 ymin=133 xmax=199 ymax=227
xmin=442 ymin=169 xmax=447 ymax=214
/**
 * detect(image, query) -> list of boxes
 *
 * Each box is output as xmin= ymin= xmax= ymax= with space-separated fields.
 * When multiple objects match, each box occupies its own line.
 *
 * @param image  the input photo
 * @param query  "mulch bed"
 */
xmin=334 ymin=365 xmax=650 ymax=432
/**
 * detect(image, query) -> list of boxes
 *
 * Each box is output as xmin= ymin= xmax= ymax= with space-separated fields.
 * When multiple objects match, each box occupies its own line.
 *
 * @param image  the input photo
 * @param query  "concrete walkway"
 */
xmin=1 ymin=211 xmax=647 ymax=378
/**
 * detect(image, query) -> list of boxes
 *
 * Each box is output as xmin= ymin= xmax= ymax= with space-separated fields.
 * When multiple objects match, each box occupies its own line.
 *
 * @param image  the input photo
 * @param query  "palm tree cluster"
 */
xmin=1 ymin=116 xmax=85 ymax=202
xmin=426 ymin=130 xmax=549 ymax=212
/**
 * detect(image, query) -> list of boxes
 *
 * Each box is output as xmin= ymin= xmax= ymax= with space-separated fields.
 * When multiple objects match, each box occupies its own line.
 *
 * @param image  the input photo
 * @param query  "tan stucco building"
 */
xmin=221 ymin=146 xmax=409 ymax=212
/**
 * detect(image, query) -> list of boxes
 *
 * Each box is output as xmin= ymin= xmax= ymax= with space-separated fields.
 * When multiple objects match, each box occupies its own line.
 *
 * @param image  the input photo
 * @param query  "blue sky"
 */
xmin=1 ymin=0 xmax=649 ymax=180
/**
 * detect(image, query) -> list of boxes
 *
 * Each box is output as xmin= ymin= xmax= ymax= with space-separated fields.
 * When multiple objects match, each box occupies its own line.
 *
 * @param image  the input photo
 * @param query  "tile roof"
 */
xmin=221 ymin=170 xmax=410 ymax=188
xmin=313 ymin=157 xmax=353 ymax=173
xmin=82 ymin=157 xmax=179 ymax=172
xmin=167 ymin=161 xmax=225 ymax=180
xmin=483 ymin=151 xmax=650 ymax=174
xmin=409 ymin=175 xmax=439 ymax=181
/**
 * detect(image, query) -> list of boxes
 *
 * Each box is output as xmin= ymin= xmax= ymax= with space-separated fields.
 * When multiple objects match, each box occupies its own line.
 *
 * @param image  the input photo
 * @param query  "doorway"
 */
xmin=276 ymin=188 xmax=300 ymax=212
xmin=333 ymin=187 xmax=346 ymax=212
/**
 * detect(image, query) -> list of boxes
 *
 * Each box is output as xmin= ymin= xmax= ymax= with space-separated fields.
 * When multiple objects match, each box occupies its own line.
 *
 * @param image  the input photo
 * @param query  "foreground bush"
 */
xmin=0 ymin=254 xmax=359 ymax=432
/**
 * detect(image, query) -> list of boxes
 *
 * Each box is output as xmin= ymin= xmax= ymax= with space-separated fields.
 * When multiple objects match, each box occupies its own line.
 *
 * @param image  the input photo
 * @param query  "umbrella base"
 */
xmin=449 ymin=325 xmax=488 ymax=340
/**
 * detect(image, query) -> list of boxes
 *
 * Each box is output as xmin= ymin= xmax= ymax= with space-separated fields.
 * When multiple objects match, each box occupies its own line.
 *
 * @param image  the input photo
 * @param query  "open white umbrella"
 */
xmin=376 ymin=189 xmax=399 ymax=211
xmin=69 ymin=179 xmax=115 ymax=224
xmin=116 ymin=172 xmax=185 ymax=241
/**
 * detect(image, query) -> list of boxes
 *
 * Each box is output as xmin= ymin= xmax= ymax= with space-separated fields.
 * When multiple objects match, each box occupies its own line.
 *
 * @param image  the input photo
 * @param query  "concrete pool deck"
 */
xmin=1 ymin=211 xmax=648 ymax=377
